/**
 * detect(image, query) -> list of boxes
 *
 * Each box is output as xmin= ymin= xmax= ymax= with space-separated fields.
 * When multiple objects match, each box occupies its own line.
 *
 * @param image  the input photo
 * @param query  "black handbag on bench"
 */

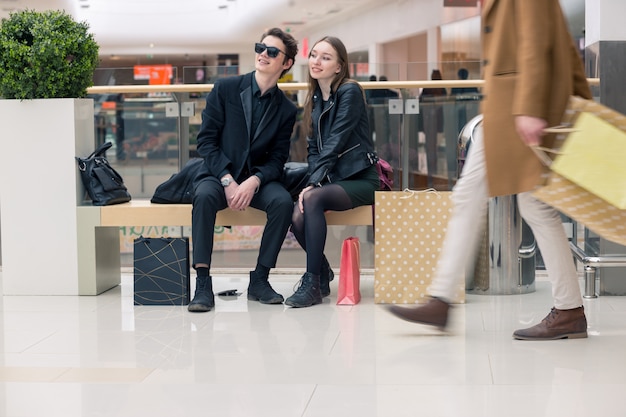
xmin=76 ymin=142 xmax=131 ymax=206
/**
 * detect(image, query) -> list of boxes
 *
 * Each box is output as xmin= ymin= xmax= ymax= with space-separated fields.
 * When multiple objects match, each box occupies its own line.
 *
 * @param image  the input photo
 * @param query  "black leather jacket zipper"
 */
xmin=315 ymin=97 xmax=334 ymax=184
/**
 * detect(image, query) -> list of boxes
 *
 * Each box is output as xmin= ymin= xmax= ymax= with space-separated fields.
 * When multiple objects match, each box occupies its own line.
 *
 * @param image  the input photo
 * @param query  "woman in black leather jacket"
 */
xmin=285 ymin=36 xmax=379 ymax=308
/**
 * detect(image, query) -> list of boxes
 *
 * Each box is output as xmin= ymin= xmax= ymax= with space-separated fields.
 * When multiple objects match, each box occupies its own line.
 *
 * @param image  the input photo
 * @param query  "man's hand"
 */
xmin=515 ymin=115 xmax=548 ymax=147
xmin=226 ymin=177 xmax=258 ymax=210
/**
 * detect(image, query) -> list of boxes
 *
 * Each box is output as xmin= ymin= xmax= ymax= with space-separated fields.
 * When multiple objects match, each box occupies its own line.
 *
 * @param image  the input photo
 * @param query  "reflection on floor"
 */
xmin=0 ymin=271 xmax=625 ymax=417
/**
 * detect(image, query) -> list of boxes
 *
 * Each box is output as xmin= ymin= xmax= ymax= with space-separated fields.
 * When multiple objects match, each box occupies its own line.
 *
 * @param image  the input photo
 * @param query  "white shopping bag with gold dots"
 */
xmin=374 ymin=190 xmax=465 ymax=304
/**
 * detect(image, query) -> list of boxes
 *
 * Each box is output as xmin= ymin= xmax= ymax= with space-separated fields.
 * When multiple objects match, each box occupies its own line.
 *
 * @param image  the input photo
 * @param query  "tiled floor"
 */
xmin=0 ymin=270 xmax=625 ymax=417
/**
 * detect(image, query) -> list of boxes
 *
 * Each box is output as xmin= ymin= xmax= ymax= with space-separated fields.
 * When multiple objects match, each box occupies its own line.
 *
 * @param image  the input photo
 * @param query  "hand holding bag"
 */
xmin=337 ymin=237 xmax=361 ymax=305
xmin=76 ymin=142 xmax=131 ymax=206
xmin=531 ymin=96 xmax=626 ymax=246
xmin=542 ymin=97 xmax=626 ymax=208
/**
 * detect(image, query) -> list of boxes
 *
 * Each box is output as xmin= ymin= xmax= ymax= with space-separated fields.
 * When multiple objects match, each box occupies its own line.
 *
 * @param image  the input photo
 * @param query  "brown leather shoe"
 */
xmin=513 ymin=306 xmax=587 ymax=340
xmin=387 ymin=297 xmax=450 ymax=330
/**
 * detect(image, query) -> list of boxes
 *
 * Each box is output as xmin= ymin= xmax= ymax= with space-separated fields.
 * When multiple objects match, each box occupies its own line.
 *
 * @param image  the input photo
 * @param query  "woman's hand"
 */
xmin=298 ymin=185 xmax=314 ymax=213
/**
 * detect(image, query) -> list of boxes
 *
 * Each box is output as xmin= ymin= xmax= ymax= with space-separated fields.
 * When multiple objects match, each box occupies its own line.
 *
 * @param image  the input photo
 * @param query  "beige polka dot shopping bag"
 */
xmin=374 ymin=190 xmax=465 ymax=304
xmin=533 ymin=174 xmax=626 ymax=246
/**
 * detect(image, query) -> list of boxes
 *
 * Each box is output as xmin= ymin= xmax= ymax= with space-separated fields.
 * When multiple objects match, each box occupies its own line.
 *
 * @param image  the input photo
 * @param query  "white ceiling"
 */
xmin=1 ymin=0 xmax=585 ymax=65
xmin=0 ymin=0 xmax=391 ymax=56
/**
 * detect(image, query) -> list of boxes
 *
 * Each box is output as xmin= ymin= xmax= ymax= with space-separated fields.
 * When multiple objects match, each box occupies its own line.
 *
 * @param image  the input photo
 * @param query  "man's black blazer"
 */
xmin=194 ymin=72 xmax=298 ymax=187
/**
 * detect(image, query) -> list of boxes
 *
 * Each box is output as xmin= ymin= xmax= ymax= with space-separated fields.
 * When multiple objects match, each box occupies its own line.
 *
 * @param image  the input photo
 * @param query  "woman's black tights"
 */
xmin=291 ymin=184 xmax=353 ymax=275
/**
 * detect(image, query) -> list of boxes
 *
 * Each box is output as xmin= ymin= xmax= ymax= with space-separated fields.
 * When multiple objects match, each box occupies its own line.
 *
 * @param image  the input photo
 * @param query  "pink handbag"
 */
xmin=337 ymin=237 xmax=361 ymax=305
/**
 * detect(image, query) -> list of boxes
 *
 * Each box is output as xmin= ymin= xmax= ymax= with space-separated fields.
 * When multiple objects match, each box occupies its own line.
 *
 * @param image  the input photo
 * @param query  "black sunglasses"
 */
xmin=254 ymin=42 xmax=287 ymax=59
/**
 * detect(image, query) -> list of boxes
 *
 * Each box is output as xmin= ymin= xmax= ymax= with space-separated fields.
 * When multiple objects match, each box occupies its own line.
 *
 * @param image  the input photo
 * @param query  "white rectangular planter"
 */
xmin=0 ymin=98 xmax=120 ymax=295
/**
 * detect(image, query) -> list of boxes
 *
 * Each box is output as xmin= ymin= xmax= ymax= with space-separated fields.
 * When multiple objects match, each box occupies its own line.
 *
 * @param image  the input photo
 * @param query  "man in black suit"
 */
xmin=189 ymin=28 xmax=299 ymax=312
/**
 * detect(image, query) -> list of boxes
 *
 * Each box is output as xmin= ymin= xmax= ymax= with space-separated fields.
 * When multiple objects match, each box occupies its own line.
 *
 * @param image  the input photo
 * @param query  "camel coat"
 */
xmin=480 ymin=0 xmax=591 ymax=197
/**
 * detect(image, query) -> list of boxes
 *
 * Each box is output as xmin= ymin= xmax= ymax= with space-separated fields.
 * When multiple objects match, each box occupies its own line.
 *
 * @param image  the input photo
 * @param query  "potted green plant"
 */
xmin=0 ymin=9 xmax=99 ymax=99
xmin=0 ymin=10 xmax=107 ymax=296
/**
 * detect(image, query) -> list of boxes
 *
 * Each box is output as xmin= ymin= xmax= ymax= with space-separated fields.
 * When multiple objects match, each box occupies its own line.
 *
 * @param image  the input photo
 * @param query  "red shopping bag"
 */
xmin=337 ymin=237 xmax=361 ymax=305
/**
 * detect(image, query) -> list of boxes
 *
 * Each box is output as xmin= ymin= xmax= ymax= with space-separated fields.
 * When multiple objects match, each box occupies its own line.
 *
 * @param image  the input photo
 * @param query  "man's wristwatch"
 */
xmin=220 ymin=176 xmax=234 ymax=187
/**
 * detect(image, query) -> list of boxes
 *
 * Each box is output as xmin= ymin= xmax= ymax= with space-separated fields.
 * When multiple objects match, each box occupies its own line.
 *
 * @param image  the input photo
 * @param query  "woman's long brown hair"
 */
xmin=302 ymin=36 xmax=365 ymax=138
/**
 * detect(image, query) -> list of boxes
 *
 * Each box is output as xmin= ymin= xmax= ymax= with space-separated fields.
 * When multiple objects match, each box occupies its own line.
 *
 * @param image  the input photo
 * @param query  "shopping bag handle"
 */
xmin=400 ymin=188 xmax=441 ymax=199
xmin=530 ymin=146 xmax=561 ymax=167
xmin=531 ymin=125 xmax=579 ymax=166
xmin=543 ymin=125 xmax=579 ymax=134
xmin=530 ymin=125 xmax=580 ymax=167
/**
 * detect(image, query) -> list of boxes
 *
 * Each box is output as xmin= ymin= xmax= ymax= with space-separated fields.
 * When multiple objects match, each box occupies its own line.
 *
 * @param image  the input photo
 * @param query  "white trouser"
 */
xmin=429 ymin=125 xmax=583 ymax=309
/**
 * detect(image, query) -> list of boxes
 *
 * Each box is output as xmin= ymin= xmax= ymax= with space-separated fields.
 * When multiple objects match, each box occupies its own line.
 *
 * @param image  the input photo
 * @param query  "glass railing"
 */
xmin=88 ymin=74 xmax=490 ymax=195
xmin=86 ymin=71 xmax=600 ymax=270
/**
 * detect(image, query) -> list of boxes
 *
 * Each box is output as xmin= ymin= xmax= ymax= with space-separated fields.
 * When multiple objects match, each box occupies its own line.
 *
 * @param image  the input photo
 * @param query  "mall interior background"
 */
xmin=3 ymin=0 xmax=622 ymax=289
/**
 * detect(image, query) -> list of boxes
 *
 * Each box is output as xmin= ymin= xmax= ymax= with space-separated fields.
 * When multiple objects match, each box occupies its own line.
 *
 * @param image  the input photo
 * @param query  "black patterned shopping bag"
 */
xmin=133 ymin=237 xmax=190 ymax=305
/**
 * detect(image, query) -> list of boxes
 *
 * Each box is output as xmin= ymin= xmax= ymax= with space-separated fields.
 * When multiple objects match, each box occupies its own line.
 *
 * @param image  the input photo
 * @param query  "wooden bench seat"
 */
xmin=100 ymin=200 xmax=374 ymax=227
xmin=77 ymin=200 xmax=373 ymax=295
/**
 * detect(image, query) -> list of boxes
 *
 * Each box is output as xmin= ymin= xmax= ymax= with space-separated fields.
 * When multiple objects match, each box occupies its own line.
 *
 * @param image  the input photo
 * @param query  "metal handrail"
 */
xmin=569 ymin=242 xmax=626 ymax=298
xmin=570 ymin=243 xmax=626 ymax=269
xmin=86 ymin=78 xmax=600 ymax=95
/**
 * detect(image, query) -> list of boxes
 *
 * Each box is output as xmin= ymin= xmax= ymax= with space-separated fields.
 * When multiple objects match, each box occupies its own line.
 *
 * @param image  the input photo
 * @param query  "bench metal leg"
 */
xmin=77 ymin=208 xmax=121 ymax=295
